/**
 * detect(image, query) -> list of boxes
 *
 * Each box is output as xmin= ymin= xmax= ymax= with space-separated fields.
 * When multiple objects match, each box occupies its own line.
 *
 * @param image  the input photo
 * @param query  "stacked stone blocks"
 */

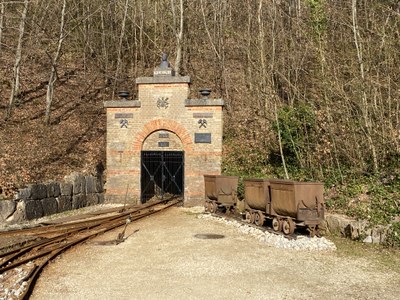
xmin=0 ymin=173 xmax=104 ymax=224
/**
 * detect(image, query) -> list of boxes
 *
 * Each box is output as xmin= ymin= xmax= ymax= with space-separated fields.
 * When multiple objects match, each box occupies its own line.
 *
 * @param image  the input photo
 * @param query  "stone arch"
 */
xmin=133 ymin=119 xmax=193 ymax=152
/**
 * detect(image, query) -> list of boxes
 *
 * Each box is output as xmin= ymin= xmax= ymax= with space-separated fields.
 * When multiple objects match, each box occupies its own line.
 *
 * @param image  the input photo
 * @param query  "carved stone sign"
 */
xmin=158 ymin=142 xmax=170 ymax=147
xmin=193 ymin=113 xmax=213 ymax=118
xmin=195 ymin=133 xmax=211 ymax=143
xmin=114 ymin=113 xmax=133 ymax=119
xmin=159 ymin=133 xmax=169 ymax=138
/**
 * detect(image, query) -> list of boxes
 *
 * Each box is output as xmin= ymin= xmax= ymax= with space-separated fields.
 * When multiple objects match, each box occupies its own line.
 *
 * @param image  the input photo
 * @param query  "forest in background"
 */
xmin=0 ymin=0 xmax=399 ymax=242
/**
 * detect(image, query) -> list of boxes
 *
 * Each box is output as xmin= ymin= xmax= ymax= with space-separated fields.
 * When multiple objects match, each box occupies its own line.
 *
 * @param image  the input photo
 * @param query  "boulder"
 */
xmin=371 ymin=225 xmax=389 ymax=244
xmin=41 ymin=198 xmax=58 ymax=216
xmin=363 ymin=235 xmax=373 ymax=243
xmin=343 ymin=220 xmax=369 ymax=240
xmin=325 ymin=214 xmax=353 ymax=235
xmin=0 ymin=200 xmax=16 ymax=222
xmin=6 ymin=201 xmax=25 ymax=223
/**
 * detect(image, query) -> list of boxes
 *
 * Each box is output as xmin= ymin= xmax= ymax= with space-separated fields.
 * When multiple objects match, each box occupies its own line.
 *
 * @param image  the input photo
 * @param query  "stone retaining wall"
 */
xmin=322 ymin=213 xmax=391 ymax=245
xmin=0 ymin=173 xmax=104 ymax=224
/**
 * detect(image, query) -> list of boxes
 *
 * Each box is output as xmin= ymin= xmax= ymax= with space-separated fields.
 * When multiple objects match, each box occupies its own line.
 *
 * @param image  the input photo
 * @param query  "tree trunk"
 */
xmin=112 ymin=0 xmax=129 ymax=100
xmin=351 ymin=0 xmax=378 ymax=173
xmin=0 ymin=1 xmax=4 ymax=54
xmin=171 ymin=0 xmax=184 ymax=74
xmin=45 ymin=0 xmax=67 ymax=125
xmin=275 ymin=104 xmax=289 ymax=179
xmin=6 ymin=0 xmax=29 ymax=119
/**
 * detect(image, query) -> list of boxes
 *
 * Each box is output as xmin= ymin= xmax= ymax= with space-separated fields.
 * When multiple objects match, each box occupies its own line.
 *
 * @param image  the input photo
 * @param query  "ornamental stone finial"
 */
xmin=160 ymin=52 xmax=169 ymax=68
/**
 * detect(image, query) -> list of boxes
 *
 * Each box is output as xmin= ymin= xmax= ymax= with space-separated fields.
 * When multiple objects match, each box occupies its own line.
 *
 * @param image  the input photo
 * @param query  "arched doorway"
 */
xmin=141 ymin=130 xmax=184 ymax=202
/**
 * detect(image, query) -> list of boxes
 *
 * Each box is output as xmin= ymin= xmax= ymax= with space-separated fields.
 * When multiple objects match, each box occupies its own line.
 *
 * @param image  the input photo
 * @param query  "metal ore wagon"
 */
xmin=203 ymin=175 xmax=239 ymax=213
xmin=244 ymin=179 xmax=325 ymax=235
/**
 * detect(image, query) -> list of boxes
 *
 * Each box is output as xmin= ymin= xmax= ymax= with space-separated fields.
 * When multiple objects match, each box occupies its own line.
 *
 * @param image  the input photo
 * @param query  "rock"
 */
xmin=0 ymin=200 xmax=17 ymax=222
xmin=325 ymin=214 xmax=352 ymax=235
xmin=57 ymin=196 xmax=72 ymax=212
xmin=60 ymin=182 xmax=73 ymax=196
xmin=25 ymin=200 xmax=44 ymax=220
xmin=29 ymin=184 xmax=47 ymax=200
xmin=344 ymin=220 xmax=369 ymax=240
xmin=6 ymin=201 xmax=25 ymax=223
xmin=363 ymin=235 xmax=373 ymax=243
xmin=47 ymin=182 xmax=61 ymax=198
xmin=371 ymin=225 xmax=389 ymax=244
xmin=41 ymin=198 xmax=58 ymax=216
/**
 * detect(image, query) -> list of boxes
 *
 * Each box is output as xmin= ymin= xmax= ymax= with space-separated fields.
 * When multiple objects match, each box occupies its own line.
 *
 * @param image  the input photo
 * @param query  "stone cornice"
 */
xmin=104 ymin=100 xmax=141 ymax=108
xmin=136 ymin=76 xmax=191 ymax=84
xmin=184 ymin=98 xmax=224 ymax=107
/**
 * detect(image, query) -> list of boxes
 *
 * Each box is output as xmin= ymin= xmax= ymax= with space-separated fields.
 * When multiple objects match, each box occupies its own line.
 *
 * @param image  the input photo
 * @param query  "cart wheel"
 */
xmin=207 ymin=201 xmax=214 ymax=213
xmin=254 ymin=212 xmax=265 ymax=226
xmin=287 ymin=218 xmax=296 ymax=234
xmin=204 ymin=201 xmax=209 ymax=212
xmin=308 ymin=226 xmax=316 ymax=237
xmin=210 ymin=201 xmax=218 ymax=213
xmin=272 ymin=217 xmax=281 ymax=232
xmin=245 ymin=211 xmax=252 ymax=223
xmin=282 ymin=219 xmax=295 ymax=235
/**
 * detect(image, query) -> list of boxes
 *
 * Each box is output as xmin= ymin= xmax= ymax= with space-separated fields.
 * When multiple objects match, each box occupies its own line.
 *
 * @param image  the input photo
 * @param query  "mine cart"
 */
xmin=243 ymin=179 xmax=271 ymax=226
xmin=204 ymin=175 xmax=239 ymax=213
xmin=269 ymin=179 xmax=324 ymax=235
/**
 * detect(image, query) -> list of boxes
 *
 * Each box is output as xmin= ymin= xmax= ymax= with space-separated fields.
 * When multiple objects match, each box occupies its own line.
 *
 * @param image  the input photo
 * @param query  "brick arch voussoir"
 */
xmin=136 ymin=119 xmax=193 ymax=151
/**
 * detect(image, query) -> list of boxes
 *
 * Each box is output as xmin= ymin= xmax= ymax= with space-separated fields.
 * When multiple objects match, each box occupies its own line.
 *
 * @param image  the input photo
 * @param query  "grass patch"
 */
xmin=330 ymin=235 xmax=400 ymax=274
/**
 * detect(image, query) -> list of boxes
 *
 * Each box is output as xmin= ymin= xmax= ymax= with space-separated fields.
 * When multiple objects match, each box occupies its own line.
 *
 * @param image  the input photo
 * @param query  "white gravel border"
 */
xmin=194 ymin=209 xmax=337 ymax=251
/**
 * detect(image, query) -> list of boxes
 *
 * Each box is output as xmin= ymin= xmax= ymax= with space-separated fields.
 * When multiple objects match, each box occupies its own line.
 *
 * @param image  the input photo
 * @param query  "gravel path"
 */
xmin=30 ymin=207 xmax=399 ymax=300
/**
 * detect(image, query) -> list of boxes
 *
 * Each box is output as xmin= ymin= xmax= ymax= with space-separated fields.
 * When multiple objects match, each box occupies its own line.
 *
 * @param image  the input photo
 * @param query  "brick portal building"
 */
xmin=104 ymin=55 xmax=224 ymax=205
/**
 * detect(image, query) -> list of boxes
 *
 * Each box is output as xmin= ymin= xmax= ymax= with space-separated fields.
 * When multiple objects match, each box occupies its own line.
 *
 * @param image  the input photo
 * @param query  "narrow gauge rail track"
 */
xmin=0 ymin=197 xmax=182 ymax=300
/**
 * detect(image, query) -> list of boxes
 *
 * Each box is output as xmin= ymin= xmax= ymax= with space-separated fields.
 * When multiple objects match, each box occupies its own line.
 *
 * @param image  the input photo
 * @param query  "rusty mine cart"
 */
xmin=244 ymin=179 xmax=325 ymax=236
xmin=203 ymin=175 xmax=240 ymax=213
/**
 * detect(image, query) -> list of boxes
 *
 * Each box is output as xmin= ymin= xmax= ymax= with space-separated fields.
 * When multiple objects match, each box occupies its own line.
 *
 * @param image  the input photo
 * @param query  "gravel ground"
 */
xmin=30 ymin=207 xmax=399 ymax=300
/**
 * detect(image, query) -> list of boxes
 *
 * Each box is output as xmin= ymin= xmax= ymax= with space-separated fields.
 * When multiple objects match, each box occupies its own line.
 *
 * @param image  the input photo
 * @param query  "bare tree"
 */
xmin=171 ymin=0 xmax=184 ymax=74
xmin=45 ymin=0 xmax=67 ymax=125
xmin=6 ymin=0 xmax=29 ymax=119
xmin=0 ymin=0 xmax=4 ymax=54
xmin=351 ymin=0 xmax=378 ymax=173
xmin=112 ymin=0 xmax=129 ymax=99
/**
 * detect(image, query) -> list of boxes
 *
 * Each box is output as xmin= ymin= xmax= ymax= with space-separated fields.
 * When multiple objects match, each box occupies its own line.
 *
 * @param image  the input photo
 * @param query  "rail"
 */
xmin=0 ymin=197 xmax=182 ymax=299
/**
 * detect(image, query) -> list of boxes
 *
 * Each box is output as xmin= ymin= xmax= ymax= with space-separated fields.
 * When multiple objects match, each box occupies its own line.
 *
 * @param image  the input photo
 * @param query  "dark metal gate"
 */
xmin=141 ymin=151 xmax=184 ymax=203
